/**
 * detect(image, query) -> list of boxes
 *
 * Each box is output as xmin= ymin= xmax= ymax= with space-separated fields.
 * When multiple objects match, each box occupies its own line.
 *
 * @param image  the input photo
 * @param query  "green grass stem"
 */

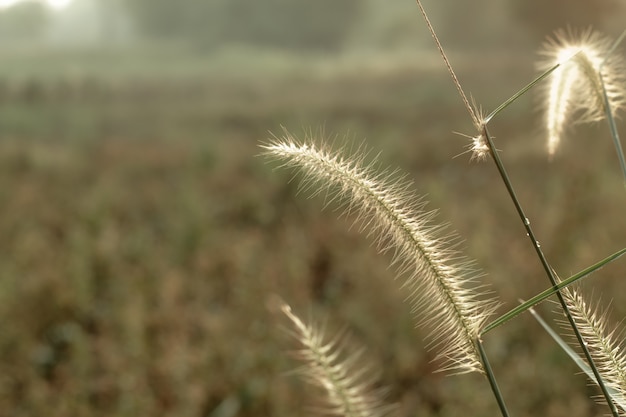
xmin=476 ymin=338 xmax=511 ymax=417
xmin=530 ymin=307 xmax=626 ymax=412
xmin=598 ymin=72 xmax=626 ymax=185
xmin=484 ymin=62 xmax=562 ymax=124
xmin=481 ymin=247 xmax=626 ymax=334
xmin=481 ymin=124 xmax=621 ymax=417
xmin=599 ymin=31 xmax=626 ymax=184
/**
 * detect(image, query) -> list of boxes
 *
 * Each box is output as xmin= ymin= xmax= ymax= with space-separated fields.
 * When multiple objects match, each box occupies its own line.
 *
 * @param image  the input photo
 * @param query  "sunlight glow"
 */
xmin=0 ymin=0 xmax=73 ymax=10
xmin=48 ymin=0 xmax=72 ymax=9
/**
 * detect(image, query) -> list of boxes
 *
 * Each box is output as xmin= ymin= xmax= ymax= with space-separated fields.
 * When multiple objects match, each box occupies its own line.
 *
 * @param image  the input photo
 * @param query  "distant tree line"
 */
xmin=0 ymin=0 xmax=363 ymax=51
xmin=0 ymin=0 xmax=621 ymax=51
xmin=123 ymin=0 xmax=364 ymax=51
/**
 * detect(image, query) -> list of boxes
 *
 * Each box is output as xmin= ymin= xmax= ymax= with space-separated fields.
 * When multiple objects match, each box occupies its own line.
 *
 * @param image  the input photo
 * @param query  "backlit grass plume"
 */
xmin=263 ymin=130 xmax=499 ymax=374
xmin=560 ymin=288 xmax=626 ymax=411
xmin=281 ymin=303 xmax=395 ymax=417
xmin=538 ymin=29 xmax=626 ymax=156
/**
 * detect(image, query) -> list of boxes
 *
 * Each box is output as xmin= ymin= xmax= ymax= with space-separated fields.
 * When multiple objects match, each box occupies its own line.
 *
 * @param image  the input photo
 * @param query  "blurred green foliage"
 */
xmin=123 ymin=0 xmax=363 ymax=51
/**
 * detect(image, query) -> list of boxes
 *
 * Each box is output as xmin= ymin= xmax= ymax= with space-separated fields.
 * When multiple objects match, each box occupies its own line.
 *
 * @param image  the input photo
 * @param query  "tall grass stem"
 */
xmin=476 ymin=338 xmax=510 ymax=417
xmin=481 ymin=125 xmax=621 ymax=417
xmin=530 ymin=306 xmax=626 ymax=412
xmin=598 ymin=71 xmax=626 ymax=184
xmin=414 ymin=0 xmax=479 ymax=128
xmin=482 ymin=247 xmax=626 ymax=334
xmin=484 ymin=62 xmax=561 ymax=123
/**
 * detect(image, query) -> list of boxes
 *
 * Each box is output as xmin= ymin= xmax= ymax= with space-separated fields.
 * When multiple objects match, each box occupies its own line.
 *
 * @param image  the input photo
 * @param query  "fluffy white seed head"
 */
xmin=538 ymin=29 xmax=626 ymax=157
xmin=470 ymin=133 xmax=490 ymax=162
xmin=561 ymin=288 xmax=626 ymax=412
xmin=263 ymin=130 xmax=499 ymax=374
xmin=281 ymin=303 xmax=396 ymax=417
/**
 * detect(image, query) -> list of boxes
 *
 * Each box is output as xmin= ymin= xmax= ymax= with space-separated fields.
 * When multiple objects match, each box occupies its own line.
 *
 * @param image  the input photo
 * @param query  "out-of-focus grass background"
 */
xmin=1 ymin=0 xmax=626 ymax=416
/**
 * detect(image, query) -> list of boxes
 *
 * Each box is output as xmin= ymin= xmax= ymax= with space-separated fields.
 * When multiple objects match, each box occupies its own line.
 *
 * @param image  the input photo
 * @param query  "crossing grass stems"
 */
xmin=263 ymin=2 xmax=626 ymax=416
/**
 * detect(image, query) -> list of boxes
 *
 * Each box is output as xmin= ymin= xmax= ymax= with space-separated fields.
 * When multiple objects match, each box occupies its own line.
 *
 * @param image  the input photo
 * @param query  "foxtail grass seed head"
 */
xmin=263 ymin=130 xmax=499 ymax=374
xmin=463 ymin=101 xmax=489 ymax=162
xmin=538 ymin=29 xmax=626 ymax=156
xmin=470 ymin=133 xmax=490 ymax=162
xmin=560 ymin=289 xmax=626 ymax=411
xmin=281 ymin=303 xmax=396 ymax=417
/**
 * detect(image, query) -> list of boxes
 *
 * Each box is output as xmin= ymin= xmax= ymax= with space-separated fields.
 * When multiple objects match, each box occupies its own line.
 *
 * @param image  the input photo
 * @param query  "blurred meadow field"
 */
xmin=1 ymin=1 xmax=626 ymax=416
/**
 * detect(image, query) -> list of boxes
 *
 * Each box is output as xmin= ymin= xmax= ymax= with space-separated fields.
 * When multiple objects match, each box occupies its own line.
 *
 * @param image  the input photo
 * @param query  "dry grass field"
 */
xmin=0 ymin=44 xmax=625 ymax=416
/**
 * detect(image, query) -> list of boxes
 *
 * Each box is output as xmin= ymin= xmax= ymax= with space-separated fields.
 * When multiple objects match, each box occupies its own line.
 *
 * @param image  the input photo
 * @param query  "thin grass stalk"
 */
xmin=481 ymin=124 xmax=621 ymax=417
xmin=598 ymin=71 xmax=626 ymax=184
xmin=599 ymin=30 xmax=626 ymax=184
xmin=485 ymin=62 xmax=562 ymax=124
xmin=482 ymin=247 xmax=626 ymax=334
xmin=560 ymin=290 xmax=626 ymax=412
xmin=530 ymin=303 xmax=626 ymax=412
xmin=413 ymin=0 xmax=479 ymax=128
xmin=476 ymin=338 xmax=510 ymax=417
xmin=411 ymin=2 xmax=515 ymax=413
